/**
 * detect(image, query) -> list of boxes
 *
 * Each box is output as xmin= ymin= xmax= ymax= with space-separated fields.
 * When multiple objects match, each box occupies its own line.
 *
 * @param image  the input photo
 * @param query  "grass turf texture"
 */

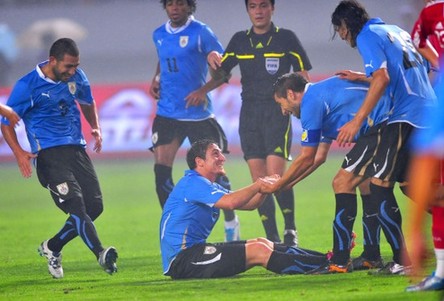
xmin=0 ymin=154 xmax=442 ymax=301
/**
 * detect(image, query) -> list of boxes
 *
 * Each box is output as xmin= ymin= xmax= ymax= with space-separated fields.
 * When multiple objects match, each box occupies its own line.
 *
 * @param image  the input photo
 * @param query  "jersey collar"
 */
xmin=365 ymin=18 xmax=385 ymax=27
xmin=165 ymin=15 xmax=194 ymax=34
xmin=246 ymin=22 xmax=278 ymax=36
xmin=36 ymin=60 xmax=58 ymax=84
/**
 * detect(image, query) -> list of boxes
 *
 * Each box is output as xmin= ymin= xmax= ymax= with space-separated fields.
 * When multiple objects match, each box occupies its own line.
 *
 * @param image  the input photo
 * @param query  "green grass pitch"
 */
xmin=0 ymin=153 xmax=441 ymax=300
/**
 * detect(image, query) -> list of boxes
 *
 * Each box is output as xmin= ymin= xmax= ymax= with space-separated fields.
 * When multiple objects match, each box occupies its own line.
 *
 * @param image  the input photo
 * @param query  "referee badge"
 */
xmin=68 ymin=82 xmax=76 ymax=95
xmin=179 ymin=36 xmax=189 ymax=48
xmin=265 ymin=58 xmax=279 ymax=75
xmin=56 ymin=182 xmax=69 ymax=196
xmin=204 ymin=246 xmax=217 ymax=255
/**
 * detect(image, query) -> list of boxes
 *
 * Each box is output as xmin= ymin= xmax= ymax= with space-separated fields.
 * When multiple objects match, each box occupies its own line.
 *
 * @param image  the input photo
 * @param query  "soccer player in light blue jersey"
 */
xmin=1 ymin=38 xmax=117 ymax=278
xmin=160 ymin=139 xmax=330 ymax=279
xmin=149 ymin=0 xmax=239 ymax=241
xmin=330 ymin=0 xmax=437 ymax=275
xmin=263 ymin=73 xmax=390 ymax=273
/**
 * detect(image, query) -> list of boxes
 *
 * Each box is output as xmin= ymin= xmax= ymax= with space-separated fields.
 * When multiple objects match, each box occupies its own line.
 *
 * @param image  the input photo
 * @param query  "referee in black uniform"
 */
xmin=208 ymin=0 xmax=312 ymax=246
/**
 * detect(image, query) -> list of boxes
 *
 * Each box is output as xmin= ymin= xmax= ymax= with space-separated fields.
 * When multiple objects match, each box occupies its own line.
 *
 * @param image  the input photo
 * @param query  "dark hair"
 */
xmin=186 ymin=139 xmax=216 ymax=169
xmin=244 ymin=0 xmax=275 ymax=9
xmin=49 ymin=38 xmax=79 ymax=61
xmin=331 ymin=0 xmax=369 ymax=48
xmin=160 ymin=0 xmax=197 ymax=14
xmin=273 ymin=73 xmax=308 ymax=98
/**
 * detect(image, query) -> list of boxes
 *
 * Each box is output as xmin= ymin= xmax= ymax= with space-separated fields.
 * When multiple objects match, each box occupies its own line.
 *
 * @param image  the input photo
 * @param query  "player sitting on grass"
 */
xmin=160 ymin=139 xmax=330 ymax=279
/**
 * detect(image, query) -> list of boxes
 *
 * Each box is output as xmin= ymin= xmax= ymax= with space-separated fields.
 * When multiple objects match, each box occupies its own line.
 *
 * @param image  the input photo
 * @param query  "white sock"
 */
xmin=224 ymin=215 xmax=238 ymax=228
xmin=434 ymin=249 xmax=444 ymax=278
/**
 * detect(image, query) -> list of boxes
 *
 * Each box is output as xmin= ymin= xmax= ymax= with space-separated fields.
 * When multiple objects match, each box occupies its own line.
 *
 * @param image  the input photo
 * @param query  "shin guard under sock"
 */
xmin=154 ymin=164 xmax=174 ymax=208
xmin=331 ymin=193 xmax=357 ymax=265
xmin=361 ymin=194 xmax=381 ymax=259
xmin=275 ymin=188 xmax=296 ymax=230
xmin=258 ymin=194 xmax=280 ymax=242
xmin=48 ymin=217 xmax=78 ymax=253
xmin=267 ymin=250 xmax=327 ymax=274
xmin=370 ymin=183 xmax=407 ymax=264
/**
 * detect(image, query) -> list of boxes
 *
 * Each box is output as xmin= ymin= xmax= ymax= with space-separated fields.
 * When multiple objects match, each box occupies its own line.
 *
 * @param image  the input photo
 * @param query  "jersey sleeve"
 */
xmin=220 ymin=32 xmax=242 ymax=74
xmin=185 ymin=176 xmax=229 ymax=207
xmin=74 ymin=68 xmax=93 ymax=105
xmin=1 ymin=80 xmax=31 ymax=125
xmin=200 ymin=24 xmax=224 ymax=55
xmin=357 ymin=32 xmax=387 ymax=77
xmin=286 ymin=30 xmax=312 ymax=72
xmin=299 ymin=87 xmax=327 ymax=146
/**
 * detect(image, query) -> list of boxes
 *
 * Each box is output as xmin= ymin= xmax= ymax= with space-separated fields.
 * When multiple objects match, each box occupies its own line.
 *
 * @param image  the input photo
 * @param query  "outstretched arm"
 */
xmin=261 ymin=145 xmax=318 ymax=194
xmin=283 ymin=142 xmax=331 ymax=189
xmin=215 ymin=175 xmax=280 ymax=211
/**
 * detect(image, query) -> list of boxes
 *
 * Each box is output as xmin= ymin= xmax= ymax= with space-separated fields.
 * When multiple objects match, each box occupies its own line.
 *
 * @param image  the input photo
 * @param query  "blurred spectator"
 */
xmin=0 ymin=23 xmax=18 ymax=87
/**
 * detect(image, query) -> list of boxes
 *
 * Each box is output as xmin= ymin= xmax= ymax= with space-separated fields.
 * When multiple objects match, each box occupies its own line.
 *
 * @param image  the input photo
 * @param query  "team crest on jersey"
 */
xmin=56 ymin=182 xmax=69 ymax=196
xmin=265 ymin=58 xmax=279 ymax=75
xmin=68 ymin=82 xmax=76 ymax=95
xmin=179 ymin=36 xmax=189 ymax=48
xmin=301 ymin=129 xmax=308 ymax=142
xmin=152 ymin=132 xmax=158 ymax=145
xmin=204 ymin=246 xmax=217 ymax=255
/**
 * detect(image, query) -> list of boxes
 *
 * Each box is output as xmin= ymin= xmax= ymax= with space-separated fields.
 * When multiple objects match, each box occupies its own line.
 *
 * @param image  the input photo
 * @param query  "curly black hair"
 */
xmin=160 ymin=0 xmax=197 ymax=14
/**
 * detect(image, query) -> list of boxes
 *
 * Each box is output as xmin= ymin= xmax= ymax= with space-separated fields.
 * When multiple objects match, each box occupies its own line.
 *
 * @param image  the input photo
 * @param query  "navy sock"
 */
xmin=267 ymin=250 xmax=327 ymax=274
xmin=361 ymin=194 xmax=381 ymax=260
xmin=331 ymin=193 xmax=357 ymax=265
xmin=154 ymin=164 xmax=174 ymax=208
xmin=258 ymin=194 xmax=280 ymax=242
xmin=275 ymin=188 xmax=295 ymax=230
xmin=370 ymin=183 xmax=407 ymax=264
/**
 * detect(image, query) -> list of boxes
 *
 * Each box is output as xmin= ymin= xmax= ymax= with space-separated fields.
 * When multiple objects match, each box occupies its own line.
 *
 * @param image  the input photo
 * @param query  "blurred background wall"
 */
xmin=0 ymin=0 xmax=423 ymax=86
xmin=0 ymin=0 xmax=425 ymax=157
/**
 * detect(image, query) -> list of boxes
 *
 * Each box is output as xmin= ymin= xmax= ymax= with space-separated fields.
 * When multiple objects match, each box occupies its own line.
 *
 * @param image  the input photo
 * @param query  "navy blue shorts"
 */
xmin=167 ymin=241 xmax=247 ymax=279
xmin=150 ymin=115 xmax=229 ymax=153
xmin=36 ymin=145 xmax=102 ymax=214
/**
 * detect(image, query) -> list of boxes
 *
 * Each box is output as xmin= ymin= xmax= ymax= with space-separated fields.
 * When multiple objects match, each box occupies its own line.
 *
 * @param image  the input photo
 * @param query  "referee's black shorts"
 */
xmin=239 ymin=101 xmax=292 ymax=161
xmin=150 ymin=115 xmax=229 ymax=153
xmin=166 ymin=241 xmax=247 ymax=279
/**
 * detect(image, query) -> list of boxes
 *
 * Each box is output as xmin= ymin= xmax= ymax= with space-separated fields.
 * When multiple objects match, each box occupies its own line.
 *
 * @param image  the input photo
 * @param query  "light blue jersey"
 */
xmin=159 ymin=169 xmax=230 ymax=275
xmin=300 ymin=76 xmax=390 ymax=147
xmin=153 ymin=17 xmax=224 ymax=120
xmin=357 ymin=18 xmax=436 ymax=127
xmin=1 ymin=61 xmax=93 ymax=153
